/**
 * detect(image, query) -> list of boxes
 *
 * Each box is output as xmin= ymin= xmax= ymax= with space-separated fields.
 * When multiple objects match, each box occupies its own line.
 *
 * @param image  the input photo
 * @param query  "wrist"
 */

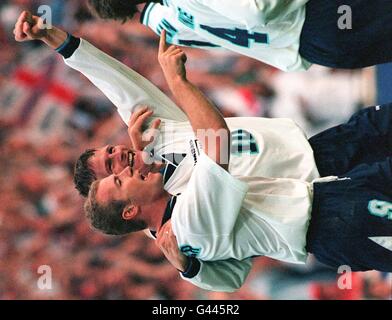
xmin=168 ymin=75 xmax=188 ymax=92
xmin=181 ymin=256 xmax=201 ymax=278
xmin=41 ymin=27 xmax=55 ymax=43
xmin=42 ymin=27 xmax=68 ymax=49
xmin=179 ymin=255 xmax=189 ymax=273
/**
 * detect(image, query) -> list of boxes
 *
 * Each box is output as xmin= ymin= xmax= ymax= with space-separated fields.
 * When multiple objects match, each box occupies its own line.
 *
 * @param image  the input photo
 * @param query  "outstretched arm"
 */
xmin=158 ymin=30 xmax=230 ymax=170
xmin=13 ymin=11 xmax=188 ymax=126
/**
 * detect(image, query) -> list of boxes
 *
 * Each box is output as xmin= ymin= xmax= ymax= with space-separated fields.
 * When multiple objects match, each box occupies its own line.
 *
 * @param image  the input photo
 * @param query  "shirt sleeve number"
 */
xmin=368 ymin=200 xmax=392 ymax=220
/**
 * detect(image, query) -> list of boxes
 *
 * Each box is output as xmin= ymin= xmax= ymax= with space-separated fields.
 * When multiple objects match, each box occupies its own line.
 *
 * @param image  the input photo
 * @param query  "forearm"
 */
xmin=41 ymin=26 xmax=68 ymax=49
xmin=169 ymin=77 xmax=230 ymax=168
xmin=170 ymin=78 xmax=226 ymax=131
xmin=157 ymin=30 xmax=230 ymax=164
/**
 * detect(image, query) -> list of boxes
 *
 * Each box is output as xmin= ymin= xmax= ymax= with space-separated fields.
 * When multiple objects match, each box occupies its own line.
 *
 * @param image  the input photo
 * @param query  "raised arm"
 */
xmin=13 ymin=11 xmax=188 ymax=125
xmin=158 ymin=30 xmax=230 ymax=170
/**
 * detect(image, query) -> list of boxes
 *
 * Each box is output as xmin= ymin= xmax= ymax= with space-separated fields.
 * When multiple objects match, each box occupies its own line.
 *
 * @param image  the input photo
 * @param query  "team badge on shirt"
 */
xmin=180 ymin=245 xmax=201 ymax=257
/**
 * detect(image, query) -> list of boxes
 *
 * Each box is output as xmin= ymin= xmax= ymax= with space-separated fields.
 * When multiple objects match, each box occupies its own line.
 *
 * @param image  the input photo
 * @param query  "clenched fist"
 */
xmin=14 ymin=11 xmax=47 ymax=42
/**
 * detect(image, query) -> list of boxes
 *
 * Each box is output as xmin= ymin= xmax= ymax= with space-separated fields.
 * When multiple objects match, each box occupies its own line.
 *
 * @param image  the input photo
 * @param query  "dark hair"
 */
xmin=74 ymin=148 xmax=97 ymax=197
xmin=84 ymin=180 xmax=147 ymax=235
xmin=87 ymin=0 xmax=139 ymax=22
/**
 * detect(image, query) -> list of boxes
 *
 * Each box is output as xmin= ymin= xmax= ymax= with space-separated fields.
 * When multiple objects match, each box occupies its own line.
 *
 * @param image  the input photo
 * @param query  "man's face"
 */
xmin=89 ymin=145 xmax=153 ymax=179
xmin=96 ymin=166 xmax=164 ymax=208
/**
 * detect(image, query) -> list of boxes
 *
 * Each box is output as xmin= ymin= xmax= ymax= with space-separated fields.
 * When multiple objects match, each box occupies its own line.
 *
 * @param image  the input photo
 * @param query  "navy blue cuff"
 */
xmin=181 ymin=256 xmax=201 ymax=278
xmin=55 ymin=33 xmax=81 ymax=59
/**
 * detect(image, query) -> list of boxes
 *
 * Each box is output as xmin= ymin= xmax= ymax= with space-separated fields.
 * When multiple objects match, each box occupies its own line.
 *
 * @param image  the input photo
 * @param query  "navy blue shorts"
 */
xmin=309 ymin=104 xmax=392 ymax=177
xmin=306 ymin=158 xmax=392 ymax=272
xmin=300 ymin=0 xmax=392 ymax=68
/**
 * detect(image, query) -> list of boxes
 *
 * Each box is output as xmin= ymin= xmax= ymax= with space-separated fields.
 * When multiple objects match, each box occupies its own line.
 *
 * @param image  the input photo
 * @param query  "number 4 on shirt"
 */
xmin=200 ymin=25 xmax=269 ymax=47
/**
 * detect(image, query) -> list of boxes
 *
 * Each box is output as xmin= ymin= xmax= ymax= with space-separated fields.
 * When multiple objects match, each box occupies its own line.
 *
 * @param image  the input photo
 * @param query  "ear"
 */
xmin=122 ymin=204 xmax=140 ymax=220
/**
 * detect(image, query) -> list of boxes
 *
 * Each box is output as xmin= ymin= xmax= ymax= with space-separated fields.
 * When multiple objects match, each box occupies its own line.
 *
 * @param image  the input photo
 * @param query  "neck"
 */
xmin=141 ymin=192 xmax=171 ymax=232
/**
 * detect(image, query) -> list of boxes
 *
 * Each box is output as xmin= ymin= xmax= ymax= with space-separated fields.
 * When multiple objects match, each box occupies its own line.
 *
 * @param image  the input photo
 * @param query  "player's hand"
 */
xmin=158 ymin=30 xmax=187 ymax=83
xmin=127 ymin=106 xmax=161 ymax=151
xmin=13 ymin=11 xmax=47 ymax=42
xmin=156 ymin=220 xmax=188 ymax=272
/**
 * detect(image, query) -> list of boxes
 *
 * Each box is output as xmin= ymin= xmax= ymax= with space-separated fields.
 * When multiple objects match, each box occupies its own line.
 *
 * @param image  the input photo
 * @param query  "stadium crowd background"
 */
xmin=0 ymin=0 xmax=390 ymax=300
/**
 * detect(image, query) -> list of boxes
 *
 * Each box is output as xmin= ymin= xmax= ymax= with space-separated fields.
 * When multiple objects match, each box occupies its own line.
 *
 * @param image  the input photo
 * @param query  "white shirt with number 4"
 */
xmin=141 ymin=0 xmax=311 ymax=71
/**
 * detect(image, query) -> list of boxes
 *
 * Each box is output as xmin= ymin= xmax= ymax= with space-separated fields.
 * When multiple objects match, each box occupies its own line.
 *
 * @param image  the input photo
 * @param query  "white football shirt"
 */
xmin=141 ymin=0 xmax=312 ymax=71
xmin=63 ymin=39 xmax=320 ymax=291
xmin=172 ymin=150 xmax=313 ymax=265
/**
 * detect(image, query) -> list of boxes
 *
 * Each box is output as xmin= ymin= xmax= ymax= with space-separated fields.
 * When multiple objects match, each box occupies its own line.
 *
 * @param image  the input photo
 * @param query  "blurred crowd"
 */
xmin=0 ymin=0 xmax=390 ymax=300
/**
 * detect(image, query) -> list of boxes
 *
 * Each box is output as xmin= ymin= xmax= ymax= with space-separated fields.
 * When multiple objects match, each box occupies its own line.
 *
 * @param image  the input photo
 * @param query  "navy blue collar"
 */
xmin=160 ymin=153 xmax=187 ymax=166
xmin=149 ymin=195 xmax=178 ymax=239
xmin=158 ymin=153 xmax=187 ymax=184
xmin=161 ymin=195 xmax=177 ymax=227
